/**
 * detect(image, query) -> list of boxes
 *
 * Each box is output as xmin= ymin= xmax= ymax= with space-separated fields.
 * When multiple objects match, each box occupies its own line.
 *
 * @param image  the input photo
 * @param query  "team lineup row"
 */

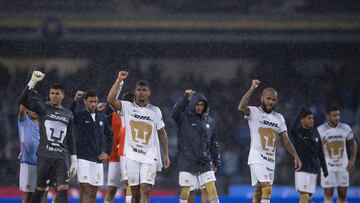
xmin=18 ymin=70 xmax=357 ymax=203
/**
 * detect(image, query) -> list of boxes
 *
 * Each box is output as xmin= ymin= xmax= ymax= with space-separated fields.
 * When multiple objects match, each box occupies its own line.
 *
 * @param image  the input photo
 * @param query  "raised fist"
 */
xmin=251 ymin=79 xmax=261 ymax=90
xmin=74 ymin=90 xmax=85 ymax=102
xmin=28 ymin=70 xmax=45 ymax=89
xmin=31 ymin=71 xmax=45 ymax=82
xmin=185 ymin=89 xmax=195 ymax=100
xmin=118 ymin=71 xmax=128 ymax=81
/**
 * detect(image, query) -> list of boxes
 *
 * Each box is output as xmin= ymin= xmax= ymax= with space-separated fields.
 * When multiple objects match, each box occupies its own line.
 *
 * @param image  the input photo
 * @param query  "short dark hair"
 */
xmin=136 ymin=80 xmax=150 ymax=90
xmin=50 ymin=83 xmax=64 ymax=93
xmin=302 ymin=110 xmax=313 ymax=118
xmin=84 ymin=90 xmax=97 ymax=99
xmin=122 ymin=92 xmax=134 ymax=102
xmin=326 ymin=105 xmax=340 ymax=114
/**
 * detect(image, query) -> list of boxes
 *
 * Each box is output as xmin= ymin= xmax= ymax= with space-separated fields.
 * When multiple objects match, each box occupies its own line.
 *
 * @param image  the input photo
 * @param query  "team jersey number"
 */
xmin=326 ymin=140 xmax=344 ymax=159
xmin=258 ymin=127 xmax=277 ymax=152
xmin=44 ymin=120 xmax=67 ymax=143
xmin=130 ymin=120 xmax=152 ymax=145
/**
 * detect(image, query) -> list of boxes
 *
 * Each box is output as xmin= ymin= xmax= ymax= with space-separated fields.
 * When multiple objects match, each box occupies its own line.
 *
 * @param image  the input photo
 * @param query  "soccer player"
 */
xmin=18 ymin=104 xmax=47 ymax=203
xmin=237 ymin=79 xmax=302 ymax=203
xmin=70 ymin=90 xmax=113 ymax=203
xmin=290 ymin=108 xmax=328 ymax=203
xmin=104 ymin=91 xmax=134 ymax=203
xmin=107 ymin=71 xmax=170 ymax=203
xmin=172 ymin=89 xmax=221 ymax=203
xmin=317 ymin=105 xmax=358 ymax=203
xmin=19 ymin=71 xmax=77 ymax=203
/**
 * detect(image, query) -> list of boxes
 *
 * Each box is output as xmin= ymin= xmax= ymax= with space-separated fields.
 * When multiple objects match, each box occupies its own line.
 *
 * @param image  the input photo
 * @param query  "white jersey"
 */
xmin=246 ymin=106 xmax=287 ymax=169
xmin=317 ymin=122 xmax=353 ymax=172
xmin=121 ymin=101 xmax=165 ymax=163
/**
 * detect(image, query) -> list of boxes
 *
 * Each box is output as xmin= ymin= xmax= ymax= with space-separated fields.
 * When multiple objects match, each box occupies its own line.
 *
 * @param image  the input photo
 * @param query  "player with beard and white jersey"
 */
xmin=317 ymin=105 xmax=357 ymax=203
xmin=238 ymin=79 xmax=302 ymax=203
xmin=107 ymin=71 xmax=170 ymax=203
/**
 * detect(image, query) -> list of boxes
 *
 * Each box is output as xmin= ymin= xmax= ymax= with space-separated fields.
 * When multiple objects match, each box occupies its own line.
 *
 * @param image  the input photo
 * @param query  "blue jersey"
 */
xmin=18 ymin=114 xmax=40 ymax=165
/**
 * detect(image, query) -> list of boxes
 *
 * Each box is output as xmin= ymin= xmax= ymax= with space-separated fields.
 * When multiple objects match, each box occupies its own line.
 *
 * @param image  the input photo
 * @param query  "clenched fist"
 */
xmin=118 ymin=71 xmax=128 ymax=81
xmin=250 ymin=79 xmax=261 ymax=90
xmin=27 ymin=70 xmax=45 ymax=89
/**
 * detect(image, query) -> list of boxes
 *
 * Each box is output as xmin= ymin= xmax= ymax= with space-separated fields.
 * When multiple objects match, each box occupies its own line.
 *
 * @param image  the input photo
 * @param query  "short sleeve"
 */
xmin=317 ymin=126 xmax=325 ymax=139
xmin=155 ymin=107 xmax=165 ymax=130
xmin=245 ymin=106 xmax=258 ymax=120
xmin=120 ymin=101 xmax=131 ymax=114
xmin=346 ymin=125 xmax=354 ymax=140
xmin=278 ymin=114 xmax=287 ymax=133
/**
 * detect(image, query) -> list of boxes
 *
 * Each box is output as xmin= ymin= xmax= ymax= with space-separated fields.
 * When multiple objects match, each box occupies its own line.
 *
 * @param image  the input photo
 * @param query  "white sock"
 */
xmin=179 ymin=199 xmax=187 ymax=203
xmin=104 ymin=201 xmax=112 ymax=203
xmin=261 ymin=199 xmax=270 ymax=203
xmin=209 ymin=199 xmax=220 ymax=203
xmin=125 ymin=195 xmax=132 ymax=203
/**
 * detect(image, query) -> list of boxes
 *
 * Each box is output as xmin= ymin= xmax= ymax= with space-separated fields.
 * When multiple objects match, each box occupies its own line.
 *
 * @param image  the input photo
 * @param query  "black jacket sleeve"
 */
xmin=210 ymin=125 xmax=221 ymax=168
xmin=66 ymin=118 xmax=76 ymax=156
xmin=171 ymin=93 xmax=190 ymax=122
xmin=316 ymin=130 xmax=328 ymax=175
xmin=103 ymin=115 xmax=113 ymax=155
xmin=70 ymin=101 xmax=77 ymax=114
xmin=19 ymin=87 xmax=46 ymax=115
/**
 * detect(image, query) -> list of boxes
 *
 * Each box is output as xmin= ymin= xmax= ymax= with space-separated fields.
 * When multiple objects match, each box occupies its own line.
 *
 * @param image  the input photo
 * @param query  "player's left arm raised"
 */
xmin=107 ymin=71 xmax=128 ymax=111
xmin=158 ymin=127 xmax=170 ymax=169
xmin=279 ymin=131 xmax=302 ymax=171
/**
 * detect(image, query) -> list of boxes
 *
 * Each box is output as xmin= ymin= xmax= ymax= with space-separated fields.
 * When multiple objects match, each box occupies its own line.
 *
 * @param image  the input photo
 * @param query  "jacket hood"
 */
xmin=187 ymin=92 xmax=208 ymax=115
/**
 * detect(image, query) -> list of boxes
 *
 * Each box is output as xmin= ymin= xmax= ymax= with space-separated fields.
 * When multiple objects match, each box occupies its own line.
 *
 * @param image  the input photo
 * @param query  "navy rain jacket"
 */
xmin=172 ymin=92 xmax=220 ymax=173
xmin=290 ymin=107 xmax=328 ymax=175
xmin=70 ymin=101 xmax=113 ymax=163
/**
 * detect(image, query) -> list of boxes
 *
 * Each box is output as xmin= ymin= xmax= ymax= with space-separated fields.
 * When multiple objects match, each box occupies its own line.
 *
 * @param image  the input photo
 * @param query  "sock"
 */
xmin=31 ymin=189 xmax=45 ymax=203
xmin=125 ymin=195 xmax=132 ymax=203
xmin=253 ymin=184 xmax=262 ymax=203
xmin=261 ymin=186 xmax=272 ymax=203
xmin=299 ymin=193 xmax=309 ymax=203
xmin=337 ymin=197 xmax=346 ymax=203
xmin=57 ymin=190 xmax=68 ymax=203
xmin=209 ymin=199 xmax=220 ymax=203
xmin=324 ymin=195 xmax=332 ymax=203
xmin=179 ymin=200 xmax=187 ymax=203
xmin=104 ymin=201 xmax=112 ymax=203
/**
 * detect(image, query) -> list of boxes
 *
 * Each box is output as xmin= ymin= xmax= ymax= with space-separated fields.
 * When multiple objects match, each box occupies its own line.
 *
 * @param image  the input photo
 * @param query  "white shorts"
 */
xmin=321 ymin=170 xmax=349 ymax=188
xmin=19 ymin=163 xmax=37 ymax=192
xmin=77 ymin=159 xmax=104 ymax=186
xmin=250 ymin=164 xmax=274 ymax=186
xmin=107 ymin=162 xmax=122 ymax=187
xmin=295 ymin=172 xmax=317 ymax=193
xmin=126 ymin=157 xmax=157 ymax=186
xmin=179 ymin=171 xmax=216 ymax=191
xmin=120 ymin=156 xmax=128 ymax=181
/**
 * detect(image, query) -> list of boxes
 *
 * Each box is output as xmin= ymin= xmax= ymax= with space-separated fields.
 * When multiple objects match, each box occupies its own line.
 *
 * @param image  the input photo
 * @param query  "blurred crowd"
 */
xmin=1 ymin=0 xmax=359 ymax=18
xmin=1 ymin=56 xmax=359 ymax=194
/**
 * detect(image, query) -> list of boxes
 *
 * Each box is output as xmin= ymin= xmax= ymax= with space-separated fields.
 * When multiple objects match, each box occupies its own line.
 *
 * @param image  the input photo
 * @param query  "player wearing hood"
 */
xmin=172 ymin=89 xmax=221 ymax=203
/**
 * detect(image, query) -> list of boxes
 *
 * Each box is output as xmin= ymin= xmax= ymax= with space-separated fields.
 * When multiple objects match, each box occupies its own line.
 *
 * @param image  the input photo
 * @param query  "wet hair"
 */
xmin=51 ymin=83 xmax=64 ymax=93
xmin=302 ymin=110 xmax=313 ymax=118
xmin=326 ymin=105 xmax=340 ymax=114
xmin=84 ymin=90 xmax=97 ymax=99
xmin=262 ymin=87 xmax=277 ymax=96
xmin=136 ymin=80 xmax=150 ymax=90
xmin=122 ymin=92 xmax=134 ymax=102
